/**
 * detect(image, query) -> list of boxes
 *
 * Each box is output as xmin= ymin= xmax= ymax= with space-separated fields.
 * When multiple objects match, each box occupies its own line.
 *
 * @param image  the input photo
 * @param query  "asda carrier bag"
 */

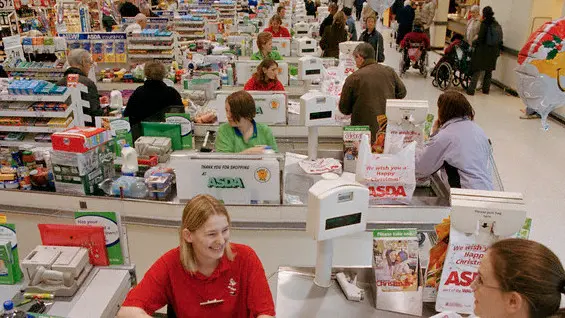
xmin=356 ymin=135 xmax=416 ymax=205
xmin=435 ymin=189 xmax=526 ymax=314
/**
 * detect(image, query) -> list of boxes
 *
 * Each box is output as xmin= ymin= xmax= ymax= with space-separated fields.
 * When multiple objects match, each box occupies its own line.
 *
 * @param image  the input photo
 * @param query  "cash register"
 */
xmin=22 ymin=246 xmax=92 ymax=297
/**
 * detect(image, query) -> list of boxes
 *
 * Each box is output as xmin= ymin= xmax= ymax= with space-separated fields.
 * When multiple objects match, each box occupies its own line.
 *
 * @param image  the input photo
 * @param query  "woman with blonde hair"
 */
xmin=251 ymin=32 xmax=283 ymax=61
xmin=263 ymin=14 xmax=291 ymax=38
xmin=320 ymin=11 xmax=348 ymax=58
xmin=118 ymin=194 xmax=275 ymax=318
xmin=244 ymin=59 xmax=285 ymax=91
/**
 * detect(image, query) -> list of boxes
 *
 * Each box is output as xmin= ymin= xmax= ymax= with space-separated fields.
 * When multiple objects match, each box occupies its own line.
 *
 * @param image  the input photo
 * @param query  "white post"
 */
xmin=314 ymin=239 xmax=333 ymax=288
xmin=308 ymin=125 xmax=318 ymax=161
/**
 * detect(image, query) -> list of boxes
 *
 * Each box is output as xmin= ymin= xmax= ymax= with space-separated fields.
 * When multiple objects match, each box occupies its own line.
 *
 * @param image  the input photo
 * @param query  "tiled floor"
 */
xmin=376 ymin=25 xmax=565 ymax=262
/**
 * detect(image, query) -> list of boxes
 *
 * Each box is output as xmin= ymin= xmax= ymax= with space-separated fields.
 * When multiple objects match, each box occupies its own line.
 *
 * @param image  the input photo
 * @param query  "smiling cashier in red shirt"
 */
xmin=117 ymin=194 xmax=275 ymax=318
xmin=244 ymin=59 xmax=285 ymax=91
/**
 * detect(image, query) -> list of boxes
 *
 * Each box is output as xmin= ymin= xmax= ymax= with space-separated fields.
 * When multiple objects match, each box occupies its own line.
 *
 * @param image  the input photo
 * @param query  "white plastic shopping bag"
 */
xmin=356 ymin=135 xmax=416 ymax=205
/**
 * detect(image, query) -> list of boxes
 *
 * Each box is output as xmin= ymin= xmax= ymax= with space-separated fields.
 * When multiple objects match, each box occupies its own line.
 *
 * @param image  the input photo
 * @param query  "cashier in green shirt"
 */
xmin=216 ymin=90 xmax=278 ymax=154
xmin=251 ymin=32 xmax=283 ymax=61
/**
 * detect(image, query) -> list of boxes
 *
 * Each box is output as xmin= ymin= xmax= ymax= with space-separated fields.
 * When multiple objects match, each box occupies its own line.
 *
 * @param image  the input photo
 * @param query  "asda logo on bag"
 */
xmin=444 ymin=271 xmax=478 ymax=287
xmin=208 ymin=177 xmax=245 ymax=189
xmin=368 ymin=186 xmax=407 ymax=198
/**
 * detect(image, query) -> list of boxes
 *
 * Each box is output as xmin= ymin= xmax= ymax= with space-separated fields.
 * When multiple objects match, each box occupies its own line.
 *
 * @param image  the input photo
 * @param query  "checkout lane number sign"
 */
xmin=0 ymin=0 xmax=14 ymax=10
xmin=254 ymin=168 xmax=271 ymax=183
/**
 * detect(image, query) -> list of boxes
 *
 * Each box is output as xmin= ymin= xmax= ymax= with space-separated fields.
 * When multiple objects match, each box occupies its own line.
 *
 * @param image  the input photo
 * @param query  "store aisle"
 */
xmin=376 ymin=25 xmax=565 ymax=261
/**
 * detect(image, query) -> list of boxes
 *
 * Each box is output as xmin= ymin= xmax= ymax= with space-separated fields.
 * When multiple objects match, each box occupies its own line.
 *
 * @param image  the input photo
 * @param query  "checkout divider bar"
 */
xmin=0 ymin=189 xmax=450 ymax=231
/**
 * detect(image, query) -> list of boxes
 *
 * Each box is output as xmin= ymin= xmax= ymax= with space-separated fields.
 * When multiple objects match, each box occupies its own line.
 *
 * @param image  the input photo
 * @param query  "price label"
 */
xmin=34 ymin=112 xmax=45 ymax=118
xmin=0 ymin=0 xmax=14 ymax=11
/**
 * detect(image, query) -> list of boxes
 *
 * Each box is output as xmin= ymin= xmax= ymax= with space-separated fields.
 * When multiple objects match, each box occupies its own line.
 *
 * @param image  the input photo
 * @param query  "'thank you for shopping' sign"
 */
xmin=174 ymin=157 xmax=281 ymax=204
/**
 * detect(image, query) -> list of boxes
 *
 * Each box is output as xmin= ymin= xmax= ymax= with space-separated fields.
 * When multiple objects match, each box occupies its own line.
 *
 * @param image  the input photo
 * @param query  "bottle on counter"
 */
xmin=121 ymin=144 xmax=139 ymax=177
xmin=1 ymin=300 xmax=24 ymax=317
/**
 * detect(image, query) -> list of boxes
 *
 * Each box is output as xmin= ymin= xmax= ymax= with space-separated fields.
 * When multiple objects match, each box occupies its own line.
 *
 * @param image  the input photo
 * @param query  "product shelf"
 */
xmin=0 ymin=90 xmax=72 ymax=103
xmin=128 ymin=35 xmax=174 ymax=42
xmin=128 ymin=45 xmax=175 ymax=50
xmin=0 ymin=137 xmax=52 ymax=148
xmin=0 ymin=124 xmax=72 ymax=133
xmin=0 ymin=106 xmax=74 ymax=118
xmin=129 ymin=54 xmax=175 ymax=59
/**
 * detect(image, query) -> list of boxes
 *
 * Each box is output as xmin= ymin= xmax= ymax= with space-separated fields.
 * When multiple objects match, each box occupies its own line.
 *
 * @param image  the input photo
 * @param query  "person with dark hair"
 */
xmin=391 ymin=0 xmax=404 ymax=20
xmin=264 ymin=15 xmax=291 ymax=38
xmin=354 ymin=0 xmax=364 ymax=21
xmin=343 ymin=7 xmax=357 ymax=40
xmin=359 ymin=15 xmax=385 ymax=63
xmin=415 ymin=90 xmax=493 ymax=190
xmin=473 ymin=238 xmax=565 ymax=318
xmin=305 ymin=0 xmax=317 ymax=16
xmin=320 ymin=11 xmax=348 ymax=58
xmin=216 ymin=90 xmax=278 ymax=154
xmin=396 ymin=1 xmax=416 ymax=46
xmin=276 ymin=5 xmax=286 ymax=19
xmin=244 ymin=59 xmax=285 ymax=91
xmin=319 ymin=3 xmax=338 ymax=37
xmin=119 ymin=0 xmax=140 ymax=17
xmin=467 ymin=6 xmax=503 ymax=95
xmin=339 ymin=43 xmax=406 ymax=142
xmin=123 ymin=61 xmax=183 ymax=141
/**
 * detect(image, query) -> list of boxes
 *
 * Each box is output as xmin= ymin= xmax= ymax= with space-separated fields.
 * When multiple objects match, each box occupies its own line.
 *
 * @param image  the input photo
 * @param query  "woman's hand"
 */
xmin=432 ymin=119 xmax=440 ymax=135
xmin=241 ymin=146 xmax=267 ymax=154
xmin=116 ymin=307 xmax=152 ymax=318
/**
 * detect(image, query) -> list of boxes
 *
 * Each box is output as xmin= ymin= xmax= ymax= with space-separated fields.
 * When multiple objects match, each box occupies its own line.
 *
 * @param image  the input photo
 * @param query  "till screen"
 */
xmin=325 ymin=213 xmax=362 ymax=230
xmin=310 ymin=111 xmax=332 ymax=120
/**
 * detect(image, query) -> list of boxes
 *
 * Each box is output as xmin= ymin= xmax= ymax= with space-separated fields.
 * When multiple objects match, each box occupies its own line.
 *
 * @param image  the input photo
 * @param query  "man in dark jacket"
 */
xmin=57 ymin=49 xmax=103 ymax=127
xmin=119 ymin=0 xmax=140 ymax=17
xmin=339 ymin=43 xmax=407 ymax=142
xmin=467 ymin=6 xmax=502 ymax=95
xmin=319 ymin=3 xmax=338 ymax=37
xmin=391 ymin=0 xmax=404 ymax=19
xmin=124 ymin=61 xmax=183 ymax=141
xmin=359 ymin=15 xmax=385 ymax=62
xmin=305 ymin=0 xmax=317 ymax=16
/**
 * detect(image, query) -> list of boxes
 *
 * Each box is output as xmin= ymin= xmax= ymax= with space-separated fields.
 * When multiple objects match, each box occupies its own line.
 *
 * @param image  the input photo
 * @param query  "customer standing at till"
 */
xmin=319 ymin=3 xmax=338 ymax=37
xmin=339 ymin=43 xmax=407 ymax=142
xmin=320 ymin=11 xmax=348 ymax=58
xmin=467 ymin=6 xmax=503 ymax=96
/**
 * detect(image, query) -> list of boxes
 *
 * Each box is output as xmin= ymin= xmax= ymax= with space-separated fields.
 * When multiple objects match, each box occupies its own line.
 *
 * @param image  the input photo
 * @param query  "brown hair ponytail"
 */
xmin=489 ymin=239 xmax=565 ymax=318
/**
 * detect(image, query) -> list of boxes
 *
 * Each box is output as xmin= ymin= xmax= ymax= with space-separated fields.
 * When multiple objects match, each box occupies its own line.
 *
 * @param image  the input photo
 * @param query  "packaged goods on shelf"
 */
xmin=6 ymin=80 xmax=68 ymax=96
xmin=61 ymin=33 xmax=127 ymax=63
xmin=51 ymin=127 xmax=111 ymax=153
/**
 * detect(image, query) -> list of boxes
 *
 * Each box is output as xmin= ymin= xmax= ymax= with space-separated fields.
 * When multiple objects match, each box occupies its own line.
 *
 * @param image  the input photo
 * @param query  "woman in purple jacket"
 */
xmin=415 ymin=91 xmax=493 ymax=190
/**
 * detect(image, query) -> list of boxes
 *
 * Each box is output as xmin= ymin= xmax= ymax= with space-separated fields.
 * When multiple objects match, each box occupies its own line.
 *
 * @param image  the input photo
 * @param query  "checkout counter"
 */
xmin=0 ymin=265 xmax=134 ymax=317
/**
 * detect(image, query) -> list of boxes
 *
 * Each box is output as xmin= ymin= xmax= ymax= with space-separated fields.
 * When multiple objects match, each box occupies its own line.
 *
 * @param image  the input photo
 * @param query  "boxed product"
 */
xmin=51 ymin=139 xmax=115 ymax=176
xmin=134 ymin=136 xmax=173 ymax=163
xmin=343 ymin=126 xmax=371 ymax=173
xmin=0 ymin=223 xmax=23 ymax=285
xmin=51 ymin=127 xmax=111 ymax=153
xmin=53 ymin=161 xmax=114 ymax=196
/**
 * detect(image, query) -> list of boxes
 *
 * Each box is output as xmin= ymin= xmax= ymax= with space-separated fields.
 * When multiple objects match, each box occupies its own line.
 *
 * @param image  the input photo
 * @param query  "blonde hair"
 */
xmin=332 ymin=11 xmax=346 ymax=28
xmin=179 ymin=195 xmax=235 ymax=273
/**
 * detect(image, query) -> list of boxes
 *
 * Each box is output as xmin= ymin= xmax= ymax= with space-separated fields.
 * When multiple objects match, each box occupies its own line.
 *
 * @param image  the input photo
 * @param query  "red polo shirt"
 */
xmin=244 ymin=76 xmax=285 ymax=91
xmin=263 ymin=26 xmax=291 ymax=38
xmin=122 ymin=243 xmax=275 ymax=318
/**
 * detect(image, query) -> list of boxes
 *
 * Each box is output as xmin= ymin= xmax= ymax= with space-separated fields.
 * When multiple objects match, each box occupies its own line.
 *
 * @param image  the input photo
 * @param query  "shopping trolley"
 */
xmin=488 ymin=139 xmax=504 ymax=192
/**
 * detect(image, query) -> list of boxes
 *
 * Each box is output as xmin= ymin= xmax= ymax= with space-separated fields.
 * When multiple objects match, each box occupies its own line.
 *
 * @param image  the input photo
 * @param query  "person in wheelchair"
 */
xmin=400 ymin=21 xmax=430 ymax=69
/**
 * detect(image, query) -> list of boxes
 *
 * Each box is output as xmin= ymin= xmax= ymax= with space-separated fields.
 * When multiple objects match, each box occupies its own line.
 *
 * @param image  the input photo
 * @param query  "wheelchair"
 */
xmin=399 ymin=41 xmax=428 ymax=78
xmin=431 ymin=41 xmax=473 ymax=91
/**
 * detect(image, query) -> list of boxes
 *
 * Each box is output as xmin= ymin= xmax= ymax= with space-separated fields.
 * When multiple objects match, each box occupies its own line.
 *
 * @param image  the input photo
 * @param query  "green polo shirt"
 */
xmin=216 ymin=121 xmax=278 ymax=153
xmin=250 ymin=50 xmax=283 ymax=61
